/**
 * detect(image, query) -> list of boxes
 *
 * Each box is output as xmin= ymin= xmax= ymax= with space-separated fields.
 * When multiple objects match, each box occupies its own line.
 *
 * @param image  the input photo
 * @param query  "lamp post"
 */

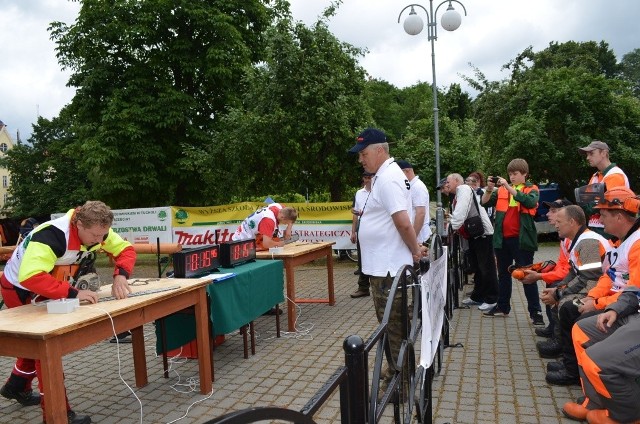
xmin=398 ymin=1 xmax=467 ymax=237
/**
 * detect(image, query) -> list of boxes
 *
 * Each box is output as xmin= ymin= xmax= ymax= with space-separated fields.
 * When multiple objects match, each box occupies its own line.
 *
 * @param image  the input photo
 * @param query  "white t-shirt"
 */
xmin=353 ymin=187 xmax=369 ymax=214
xmin=409 ymin=176 xmax=431 ymax=243
xmin=358 ymin=158 xmax=413 ymax=277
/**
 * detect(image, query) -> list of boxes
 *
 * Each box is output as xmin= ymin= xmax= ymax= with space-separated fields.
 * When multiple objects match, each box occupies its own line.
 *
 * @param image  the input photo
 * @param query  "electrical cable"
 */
xmin=80 ymin=305 xmax=144 ymax=424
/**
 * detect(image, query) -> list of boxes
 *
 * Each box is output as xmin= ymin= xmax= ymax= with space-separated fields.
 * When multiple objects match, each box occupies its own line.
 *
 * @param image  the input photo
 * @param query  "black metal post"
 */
xmin=343 ymin=335 xmax=367 ymax=423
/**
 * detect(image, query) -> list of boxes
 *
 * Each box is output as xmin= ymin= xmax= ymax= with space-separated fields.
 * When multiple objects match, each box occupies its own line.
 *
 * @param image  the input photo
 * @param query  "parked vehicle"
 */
xmin=534 ymin=182 xmax=561 ymax=235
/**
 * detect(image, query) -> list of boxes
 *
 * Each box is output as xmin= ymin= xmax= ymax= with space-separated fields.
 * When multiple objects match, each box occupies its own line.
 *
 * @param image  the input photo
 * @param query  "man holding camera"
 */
xmin=481 ymin=159 xmax=544 ymax=325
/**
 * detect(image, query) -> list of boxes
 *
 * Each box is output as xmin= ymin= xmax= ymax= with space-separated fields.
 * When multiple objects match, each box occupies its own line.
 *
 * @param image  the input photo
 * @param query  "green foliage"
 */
xmin=207 ymin=8 xmax=370 ymax=203
xmin=47 ymin=0 xmax=273 ymax=208
xmin=620 ymin=48 xmax=640 ymax=98
xmin=1 ymin=115 xmax=91 ymax=217
xmin=470 ymin=41 xmax=640 ymax=197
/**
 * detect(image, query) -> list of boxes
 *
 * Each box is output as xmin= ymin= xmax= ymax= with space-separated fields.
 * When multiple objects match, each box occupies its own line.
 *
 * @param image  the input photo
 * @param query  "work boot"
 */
xmin=43 ymin=410 xmax=91 ymax=424
xmin=562 ymin=401 xmax=590 ymax=421
xmin=546 ymin=360 xmax=564 ymax=372
xmin=536 ymin=338 xmax=561 ymax=358
xmin=546 ymin=367 xmax=580 ymax=386
xmin=0 ymin=384 xmax=41 ymax=406
xmin=535 ymin=325 xmax=553 ymax=338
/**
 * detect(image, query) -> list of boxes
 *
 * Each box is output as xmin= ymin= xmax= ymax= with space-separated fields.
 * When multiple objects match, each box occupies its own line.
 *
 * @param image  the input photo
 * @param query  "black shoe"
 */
xmin=531 ymin=312 xmax=545 ymax=326
xmin=353 ymin=269 xmax=361 ymax=275
xmin=546 ymin=368 xmax=580 ymax=386
xmin=535 ymin=325 xmax=553 ymax=338
xmin=350 ymin=289 xmax=370 ymax=298
xmin=546 ymin=361 xmax=564 ymax=372
xmin=0 ymin=384 xmax=41 ymax=406
xmin=537 ymin=339 xmax=562 ymax=358
xmin=110 ymin=330 xmax=132 ymax=343
xmin=43 ymin=410 xmax=92 ymax=424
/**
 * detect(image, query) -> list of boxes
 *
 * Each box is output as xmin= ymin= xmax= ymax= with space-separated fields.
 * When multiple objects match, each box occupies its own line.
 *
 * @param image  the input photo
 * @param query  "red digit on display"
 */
xmin=188 ymin=252 xmax=198 ymax=271
xmin=233 ymin=244 xmax=241 ymax=260
xmin=202 ymin=250 xmax=211 ymax=267
xmin=242 ymin=242 xmax=249 ymax=258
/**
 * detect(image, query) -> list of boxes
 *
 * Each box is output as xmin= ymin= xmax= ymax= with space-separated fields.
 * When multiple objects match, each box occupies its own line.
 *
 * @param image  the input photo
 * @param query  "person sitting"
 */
xmin=520 ymin=199 xmax=573 ymax=338
xmin=566 ymin=287 xmax=640 ymax=424
xmin=537 ymin=205 xmax=610 ymax=386
xmin=561 ymin=187 xmax=640 ymax=422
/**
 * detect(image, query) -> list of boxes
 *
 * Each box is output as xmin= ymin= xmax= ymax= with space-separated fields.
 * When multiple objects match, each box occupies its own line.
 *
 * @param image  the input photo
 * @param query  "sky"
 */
xmin=1 ymin=0 xmax=639 ymax=142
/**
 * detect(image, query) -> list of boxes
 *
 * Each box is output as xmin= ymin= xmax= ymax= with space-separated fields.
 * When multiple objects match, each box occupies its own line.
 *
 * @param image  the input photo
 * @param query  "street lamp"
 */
xmin=398 ymin=1 xmax=467 ymax=237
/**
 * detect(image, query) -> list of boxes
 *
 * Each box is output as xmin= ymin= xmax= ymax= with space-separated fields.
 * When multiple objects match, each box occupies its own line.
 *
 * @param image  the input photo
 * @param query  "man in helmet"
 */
xmin=561 ymin=187 xmax=640 ymax=422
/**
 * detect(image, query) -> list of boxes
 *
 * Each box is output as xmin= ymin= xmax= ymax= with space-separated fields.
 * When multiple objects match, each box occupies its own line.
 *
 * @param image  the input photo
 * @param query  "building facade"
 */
xmin=0 ymin=120 xmax=15 ymax=217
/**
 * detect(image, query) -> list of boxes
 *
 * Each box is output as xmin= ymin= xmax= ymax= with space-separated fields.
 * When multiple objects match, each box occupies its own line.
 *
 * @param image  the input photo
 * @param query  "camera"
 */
xmin=572 ymin=298 xmax=584 ymax=307
xmin=489 ymin=176 xmax=500 ymax=184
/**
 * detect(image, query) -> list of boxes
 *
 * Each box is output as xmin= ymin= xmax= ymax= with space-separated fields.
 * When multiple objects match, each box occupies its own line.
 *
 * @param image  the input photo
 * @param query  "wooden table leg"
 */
xmin=39 ymin=342 xmax=67 ymax=424
xmin=132 ymin=326 xmax=147 ymax=387
xmin=194 ymin=288 xmax=213 ymax=394
xmin=326 ymin=246 xmax=335 ymax=306
xmin=240 ymin=325 xmax=248 ymax=359
xmin=285 ymin=260 xmax=296 ymax=332
xmin=275 ymin=304 xmax=281 ymax=338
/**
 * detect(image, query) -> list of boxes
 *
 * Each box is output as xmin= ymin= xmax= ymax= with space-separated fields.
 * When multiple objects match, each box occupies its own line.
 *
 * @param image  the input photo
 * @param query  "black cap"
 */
xmin=436 ymin=177 xmax=448 ymax=190
xmin=542 ymin=198 xmax=573 ymax=209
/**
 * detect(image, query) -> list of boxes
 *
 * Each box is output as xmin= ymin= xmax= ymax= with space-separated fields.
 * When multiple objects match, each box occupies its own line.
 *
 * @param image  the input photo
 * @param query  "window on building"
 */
xmin=0 ymin=143 xmax=7 ymax=153
xmin=2 ymin=176 xmax=7 ymax=188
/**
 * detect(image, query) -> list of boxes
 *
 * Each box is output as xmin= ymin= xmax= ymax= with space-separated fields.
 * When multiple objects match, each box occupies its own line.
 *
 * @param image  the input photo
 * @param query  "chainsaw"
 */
xmin=509 ymin=260 xmax=556 ymax=280
xmin=72 ymin=272 xmax=102 ymax=292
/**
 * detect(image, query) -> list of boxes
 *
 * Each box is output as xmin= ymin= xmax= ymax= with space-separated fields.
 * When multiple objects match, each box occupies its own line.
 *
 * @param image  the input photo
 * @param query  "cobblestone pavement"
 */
xmin=0 ymin=243 xmax=583 ymax=423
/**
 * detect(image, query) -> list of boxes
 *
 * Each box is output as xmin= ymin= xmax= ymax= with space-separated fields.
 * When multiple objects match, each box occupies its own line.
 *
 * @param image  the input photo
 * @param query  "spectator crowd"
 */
xmin=349 ymin=131 xmax=639 ymax=424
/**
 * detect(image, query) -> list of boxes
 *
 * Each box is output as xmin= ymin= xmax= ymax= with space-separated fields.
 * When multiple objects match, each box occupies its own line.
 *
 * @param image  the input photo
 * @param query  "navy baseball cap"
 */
xmin=395 ymin=160 xmax=413 ymax=169
xmin=542 ymin=198 xmax=573 ymax=209
xmin=348 ymin=128 xmax=387 ymax=153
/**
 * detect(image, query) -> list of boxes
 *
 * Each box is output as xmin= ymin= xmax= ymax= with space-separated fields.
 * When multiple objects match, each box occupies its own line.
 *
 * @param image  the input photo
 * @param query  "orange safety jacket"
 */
xmin=483 ymin=182 xmax=539 ymax=251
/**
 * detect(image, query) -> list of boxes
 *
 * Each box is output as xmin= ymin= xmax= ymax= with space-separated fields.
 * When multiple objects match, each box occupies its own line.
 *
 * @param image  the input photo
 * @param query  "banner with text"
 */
xmin=170 ymin=202 xmax=355 ymax=249
xmin=419 ymin=247 xmax=448 ymax=368
xmin=111 ymin=207 xmax=173 ymax=244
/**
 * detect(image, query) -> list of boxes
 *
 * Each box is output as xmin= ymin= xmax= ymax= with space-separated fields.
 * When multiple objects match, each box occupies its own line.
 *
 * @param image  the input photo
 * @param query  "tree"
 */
xmin=1 ymin=115 xmax=90 ymax=217
xmin=48 ymin=0 xmax=274 ymax=208
xmin=469 ymin=41 xmax=640 ymax=197
xmin=202 ymin=7 xmax=370 ymax=202
xmin=620 ymin=48 xmax=640 ymax=98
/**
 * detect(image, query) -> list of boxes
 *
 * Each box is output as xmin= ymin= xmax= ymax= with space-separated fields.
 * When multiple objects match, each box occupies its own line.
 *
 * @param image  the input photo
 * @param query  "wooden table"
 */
xmin=256 ymin=241 xmax=335 ymax=331
xmin=0 ymin=278 xmax=212 ymax=424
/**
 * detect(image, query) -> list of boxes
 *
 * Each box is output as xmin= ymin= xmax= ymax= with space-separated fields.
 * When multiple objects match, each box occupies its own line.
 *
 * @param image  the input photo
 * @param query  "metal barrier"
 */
xmin=205 ymin=235 xmax=451 ymax=424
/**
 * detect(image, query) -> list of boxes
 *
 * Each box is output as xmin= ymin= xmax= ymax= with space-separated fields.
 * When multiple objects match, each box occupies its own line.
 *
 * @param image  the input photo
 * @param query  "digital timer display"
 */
xmin=219 ymin=239 xmax=257 ymax=267
xmin=172 ymin=245 xmax=220 ymax=278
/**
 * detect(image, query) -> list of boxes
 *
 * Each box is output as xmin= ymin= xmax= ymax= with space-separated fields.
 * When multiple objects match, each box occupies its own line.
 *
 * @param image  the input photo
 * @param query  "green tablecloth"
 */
xmin=156 ymin=259 xmax=284 ymax=353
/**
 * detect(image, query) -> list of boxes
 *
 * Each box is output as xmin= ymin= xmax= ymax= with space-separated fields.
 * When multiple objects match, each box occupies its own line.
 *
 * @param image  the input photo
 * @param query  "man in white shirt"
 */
xmin=350 ymin=171 xmax=373 ymax=298
xmin=348 ymin=128 xmax=424 ymax=377
xmin=396 ymin=160 xmax=432 ymax=245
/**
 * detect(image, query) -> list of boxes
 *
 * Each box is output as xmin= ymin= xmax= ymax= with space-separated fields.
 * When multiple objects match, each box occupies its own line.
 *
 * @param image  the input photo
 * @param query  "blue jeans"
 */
xmin=494 ymin=237 xmax=541 ymax=316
